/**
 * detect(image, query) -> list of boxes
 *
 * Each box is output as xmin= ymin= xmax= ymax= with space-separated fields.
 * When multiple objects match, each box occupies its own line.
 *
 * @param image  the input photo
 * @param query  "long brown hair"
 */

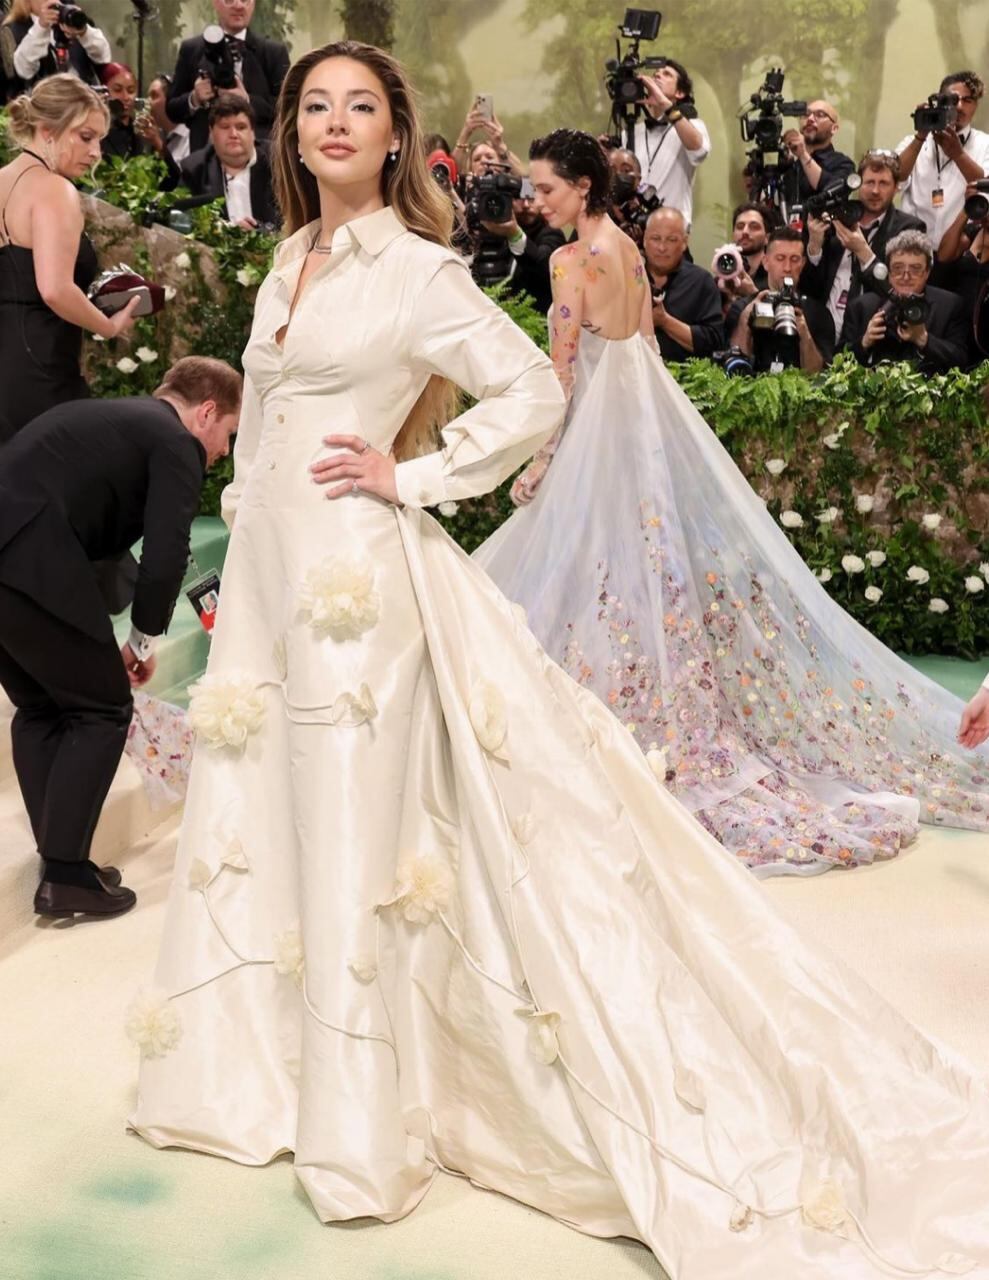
xmin=271 ymin=41 xmax=459 ymax=461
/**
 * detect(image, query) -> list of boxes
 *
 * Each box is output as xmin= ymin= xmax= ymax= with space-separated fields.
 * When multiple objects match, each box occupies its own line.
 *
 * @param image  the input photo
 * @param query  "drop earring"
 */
xmin=388 ymin=150 xmax=399 ymax=163
xmin=298 ymin=150 xmax=306 ymax=168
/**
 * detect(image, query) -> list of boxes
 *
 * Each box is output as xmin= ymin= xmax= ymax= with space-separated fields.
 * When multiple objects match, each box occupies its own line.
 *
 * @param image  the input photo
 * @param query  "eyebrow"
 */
xmin=302 ymin=88 xmax=382 ymax=102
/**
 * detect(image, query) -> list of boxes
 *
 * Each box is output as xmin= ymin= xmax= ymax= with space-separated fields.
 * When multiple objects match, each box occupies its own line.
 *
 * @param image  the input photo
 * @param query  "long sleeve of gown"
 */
xmin=220 ymin=371 xmax=263 ymax=530
xmin=394 ymin=259 xmax=565 ymax=509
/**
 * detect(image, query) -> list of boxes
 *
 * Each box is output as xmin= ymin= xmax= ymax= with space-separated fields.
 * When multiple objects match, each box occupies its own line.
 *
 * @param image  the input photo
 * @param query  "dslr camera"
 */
xmin=464 ymin=171 xmax=523 ymax=230
xmin=56 ymin=4 xmax=89 ymax=30
xmin=711 ymin=345 xmax=754 ymax=377
xmin=805 ymin=173 xmax=864 ymax=228
xmin=883 ymin=293 xmax=926 ymax=329
xmin=620 ymin=183 xmax=664 ymax=234
xmin=751 ymin=276 xmax=805 ymax=340
xmin=200 ymin=24 xmax=240 ymax=91
xmin=964 ymin=179 xmax=989 ymax=221
xmin=912 ymin=92 xmax=958 ymax=134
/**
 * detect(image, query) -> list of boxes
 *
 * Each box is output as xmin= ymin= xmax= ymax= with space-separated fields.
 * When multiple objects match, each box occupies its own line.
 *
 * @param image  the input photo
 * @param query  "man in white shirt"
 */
xmin=626 ymin=58 xmax=710 ymax=227
xmin=896 ymin=71 xmax=989 ymax=248
xmin=148 ymin=74 xmax=191 ymax=165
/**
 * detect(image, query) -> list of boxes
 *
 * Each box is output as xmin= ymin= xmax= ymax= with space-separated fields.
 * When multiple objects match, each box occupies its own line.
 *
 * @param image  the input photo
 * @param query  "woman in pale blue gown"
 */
xmin=476 ymin=129 xmax=989 ymax=877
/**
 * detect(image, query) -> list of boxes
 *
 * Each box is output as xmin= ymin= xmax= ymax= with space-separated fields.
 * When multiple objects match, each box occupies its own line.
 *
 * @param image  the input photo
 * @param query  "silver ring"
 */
xmin=351 ymin=479 xmax=359 ymax=494
xmin=359 ymin=439 xmax=371 ymax=454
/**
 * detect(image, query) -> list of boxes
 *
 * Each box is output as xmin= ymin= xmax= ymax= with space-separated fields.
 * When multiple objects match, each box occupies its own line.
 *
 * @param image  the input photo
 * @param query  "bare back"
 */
xmin=547 ymin=217 xmax=654 ymax=399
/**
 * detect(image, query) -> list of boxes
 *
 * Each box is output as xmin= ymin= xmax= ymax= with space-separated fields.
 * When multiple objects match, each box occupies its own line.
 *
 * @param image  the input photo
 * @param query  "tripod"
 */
xmin=130 ymin=0 xmax=157 ymax=95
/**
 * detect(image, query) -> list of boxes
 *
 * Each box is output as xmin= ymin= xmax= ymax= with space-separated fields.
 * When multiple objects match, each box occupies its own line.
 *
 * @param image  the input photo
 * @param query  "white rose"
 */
xmin=864 ymin=585 xmax=883 ymax=603
xmin=815 ymin=507 xmax=840 ymax=524
xmin=125 ymin=988 xmax=182 ymax=1059
xmin=854 ymin=494 xmax=874 ymax=513
xmin=92 ymin=333 xmax=105 ymax=343
xmin=300 ymin=554 xmax=380 ymax=639
xmin=437 ymin=500 xmax=459 ymax=517
xmin=174 ymin=251 xmax=191 ymax=270
xmin=116 ymin=357 xmax=138 ymax=374
xmin=188 ymin=674 xmax=265 ymax=749
xmin=981 ymin=562 xmax=989 ymax=582
xmin=779 ymin=510 xmax=803 ymax=529
xmin=865 ymin=550 xmax=886 ymax=567
xmin=765 ymin=458 xmax=787 ymax=476
xmin=822 ymin=433 xmax=841 ymax=450
xmin=135 ymin=346 xmax=158 ymax=364
xmin=921 ymin=513 xmax=942 ymax=531
xmin=964 ymin=576 xmax=985 ymax=594
xmin=928 ymin=597 xmax=949 ymax=614
xmin=815 ymin=567 xmax=833 ymax=583
xmin=841 ymin=555 xmax=865 ymax=574
xmin=468 ymin=680 xmax=509 ymax=760
xmin=235 ymin=267 xmax=255 ymax=287
xmin=906 ymin=565 xmax=930 ymax=585
xmin=163 ymin=285 xmax=177 ymax=302
xmin=391 ymin=853 xmax=455 ymax=925
xmin=802 ymin=1179 xmax=848 ymax=1233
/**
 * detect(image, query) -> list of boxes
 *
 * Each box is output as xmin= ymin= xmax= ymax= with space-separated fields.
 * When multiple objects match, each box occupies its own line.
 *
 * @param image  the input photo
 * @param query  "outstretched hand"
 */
xmin=959 ymin=686 xmax=989 ymax=749
xmin=310 ymin=434 xmax=399 ymax=505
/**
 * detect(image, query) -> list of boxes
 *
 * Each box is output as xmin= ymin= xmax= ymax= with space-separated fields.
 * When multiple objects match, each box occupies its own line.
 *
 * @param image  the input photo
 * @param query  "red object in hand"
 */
xmin=89 ymin=266 xmax=167 ymax=317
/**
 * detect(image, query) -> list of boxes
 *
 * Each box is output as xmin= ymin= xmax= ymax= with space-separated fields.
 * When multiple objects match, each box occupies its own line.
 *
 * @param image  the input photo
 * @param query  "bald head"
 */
xmin=643 ymin=206 xmax=688 ymax=274
xmin=801 ymin=99 xmax=839 ymax=147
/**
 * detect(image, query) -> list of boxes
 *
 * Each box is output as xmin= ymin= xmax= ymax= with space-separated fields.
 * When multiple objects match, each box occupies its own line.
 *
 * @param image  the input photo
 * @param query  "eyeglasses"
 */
xmin=804 ymin=109 xmax=836 ymax=122
xmin=888 ymin=263 xmax=927 ymax=279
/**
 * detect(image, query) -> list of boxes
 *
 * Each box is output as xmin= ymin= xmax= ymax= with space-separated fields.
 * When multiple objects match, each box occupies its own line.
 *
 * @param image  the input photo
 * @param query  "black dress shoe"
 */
xmin=96 ymin=865 xmax=122 ymax=887
xmin=34 ymin=878 xmax=137 ymax=919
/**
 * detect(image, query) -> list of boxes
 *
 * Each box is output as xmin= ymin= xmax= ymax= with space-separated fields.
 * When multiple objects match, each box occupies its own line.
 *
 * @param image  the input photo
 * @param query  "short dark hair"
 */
xmin=940 ymin=70 xmax=984 ymax=100
xmin=423 ymin=132 xmax=451 ymax=155
xmin=731 ymin=201 xmax=776 ymax=233
xmin=154 ymin=357 xmax=243 ymax=417
xmin=528 ymin=128 xmax=611 ymax=215
xmin=208 ymin=92 xmax=255 ymax=129
xmin=767 ymin=227 xmax=806 ymax=253
xmin=661 ymin=58 xmax=694 ymax=103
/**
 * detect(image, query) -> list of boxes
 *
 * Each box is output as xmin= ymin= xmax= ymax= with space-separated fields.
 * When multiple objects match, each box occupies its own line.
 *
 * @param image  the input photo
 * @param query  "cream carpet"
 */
xmin=2 ymin=812 xmax=988 ymax=1280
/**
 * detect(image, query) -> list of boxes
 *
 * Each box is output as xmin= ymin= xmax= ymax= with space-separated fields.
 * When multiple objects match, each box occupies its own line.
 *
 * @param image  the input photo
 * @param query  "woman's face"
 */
xmin=529 ymin=158 xmax=588 ymax=229
xmin=48 ymin=109 xmax=105 ymax=178
xmin=296 ymin=56 xmax=399 ymax=196
xmin=106 ymin=71 xmax=138 ymax=118
xmin=470 ymin=142 xmax=499 ymax=176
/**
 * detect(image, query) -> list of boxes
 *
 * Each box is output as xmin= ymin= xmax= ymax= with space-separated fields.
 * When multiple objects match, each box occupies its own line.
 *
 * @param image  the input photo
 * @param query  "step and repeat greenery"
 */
xmin=0 ymin=132 xmax=986 ymax=658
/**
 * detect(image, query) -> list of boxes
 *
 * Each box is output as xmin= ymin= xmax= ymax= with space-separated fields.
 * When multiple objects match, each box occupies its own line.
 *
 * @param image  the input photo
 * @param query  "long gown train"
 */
xmin=476 ymin=329 xmax=989 ymax=875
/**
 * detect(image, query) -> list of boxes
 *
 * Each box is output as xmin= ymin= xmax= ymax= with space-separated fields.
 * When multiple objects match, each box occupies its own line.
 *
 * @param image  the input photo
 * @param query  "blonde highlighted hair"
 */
xmin=5 ymin=73 xmax=109 ymax=149
xmin=2 ymin=0 xmax=35 ymax=24
xmin=270 ymin=41 xmax=459 ymax=462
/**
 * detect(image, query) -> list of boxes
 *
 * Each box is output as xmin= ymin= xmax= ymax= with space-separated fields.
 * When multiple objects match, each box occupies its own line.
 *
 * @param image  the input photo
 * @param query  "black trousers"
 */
xmin=0 ymin=581 xmax=132 ymax=865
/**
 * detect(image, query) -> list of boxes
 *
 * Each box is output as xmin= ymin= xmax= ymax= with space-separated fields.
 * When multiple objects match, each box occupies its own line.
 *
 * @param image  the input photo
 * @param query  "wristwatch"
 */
xmin=666 ymin=108 xmax=683 ymax=124
xmin=127 ymin=626 xmax=157 ymax=662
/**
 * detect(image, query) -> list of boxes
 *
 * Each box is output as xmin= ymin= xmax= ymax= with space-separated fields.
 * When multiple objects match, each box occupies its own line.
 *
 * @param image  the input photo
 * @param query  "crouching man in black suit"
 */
xmin=842 ymin=229 xmax=970 ymax=372
xmin=0 ymin=357 xmax=242 ymax=920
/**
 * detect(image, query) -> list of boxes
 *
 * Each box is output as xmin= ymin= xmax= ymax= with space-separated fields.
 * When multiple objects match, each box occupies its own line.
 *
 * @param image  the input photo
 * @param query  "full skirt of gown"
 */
xmin=476 ymin=331 xmax=989 ymax=875
xmin=131 ymin=434 xmax=989 ymax=1280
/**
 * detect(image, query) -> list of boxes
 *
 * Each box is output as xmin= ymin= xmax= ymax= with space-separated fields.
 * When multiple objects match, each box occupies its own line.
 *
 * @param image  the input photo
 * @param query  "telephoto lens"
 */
xmin=963 ymin=181 xmax=989 ymax=221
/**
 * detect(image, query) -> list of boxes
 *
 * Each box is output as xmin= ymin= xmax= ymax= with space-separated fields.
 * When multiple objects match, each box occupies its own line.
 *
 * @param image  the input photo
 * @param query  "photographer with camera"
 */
xmin=781 ymin=100 xmax=854 ymax=205
xmin=480 ymin=181 xmax=566 ymax=314
xmin=459 ymin=142 xmax=526 ymax=291
xmin=167 ymin=0 xmax=289 ymax=155
xmin=607 ymin=146 xmax=666 ymax=248
xmin=625 ymin=59 xmax=709 ymax=226
xmin=896 ymin=72 xmax=989 ymax=246
xmin=179 ymin=92 xmax=278 ymax=230
xmin=932 ymin=181 xmax=989 ymax=364
xmin=803 ymin=150 xmax=926 ymax=343
xmin=148 ymin=73 xmax=190 ymax=165
xmin=728 ymin=227 xmax=834 ymax=372
xmin=842 ymin=230 xmax=969 ymax=372
xmin=642 ymin=206 xmax=723 ymax=362
xmin=99 ymin=62 xmax=176 ymax=168
xmin=713 ymin=203 xmax=776 ymax=312
xmin=1 ymin=0 xmax=109 ymax=101
xmin=452 ymin=96 xmax=524 ymax=182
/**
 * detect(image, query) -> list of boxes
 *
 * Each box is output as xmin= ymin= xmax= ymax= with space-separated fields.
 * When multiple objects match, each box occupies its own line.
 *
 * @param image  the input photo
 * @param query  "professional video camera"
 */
xmin=750 ymin=275 xmax=806 ymax=341
xmin=883 ymin=292 xmax=926 ymax=329
xmin=738 ymin=69 xmax=807 ymax=220
xmin=912 ymin=92 xmax=958 ymax=135
xmin=464 ymin=171 xmax=523 ymax=231
xmin=200 ymin=24 xmax=240 ymax=91
xmin=964 ymin=179 xmax=989 ymax=221
xmin=805 ymin=173 xmax=864 ymax=228
xmin=603 ymin=8 xmax=696 ymax=137
xmin=56 ymin=4 xmax=90 ymax=30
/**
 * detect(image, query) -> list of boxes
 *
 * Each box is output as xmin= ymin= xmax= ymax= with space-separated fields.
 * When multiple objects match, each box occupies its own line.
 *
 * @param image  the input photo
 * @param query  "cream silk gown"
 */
xmin=130 ymin=207 xmax=989 ymax=1280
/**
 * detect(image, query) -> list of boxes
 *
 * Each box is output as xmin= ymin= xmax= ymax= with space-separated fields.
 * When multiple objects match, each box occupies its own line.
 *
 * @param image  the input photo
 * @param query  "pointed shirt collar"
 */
xmin=272 ymin=205 xmax=407 ymax=276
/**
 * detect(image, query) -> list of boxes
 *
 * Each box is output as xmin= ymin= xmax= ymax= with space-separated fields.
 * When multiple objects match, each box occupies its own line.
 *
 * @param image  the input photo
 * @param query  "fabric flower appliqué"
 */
xmin=468 ymin=680 xmax=509 ymax=762
xmin=328 ymin=683 xmax=378 ymax=727
xmin=188 ymin=674 xmax=265 ymax=750
xmin=188 ymin=857 xmax=213 ymax=891
xmin=348 ymin=956 xmax=378 ymax=982
xmin=519 ymin=1008 xmax=562 ymax=1065
xmin=801 ymin=1179 xmax=848 ymax=1233
xmin=125 ymin=988 xmax=182 ymax=1059
xmin=274 ymin=927 xmax=304 ymax=987
xmin=300 ymin=554 xmax=380 ymax=639
xmin=387 ymin=854 xmax=454 ymax=925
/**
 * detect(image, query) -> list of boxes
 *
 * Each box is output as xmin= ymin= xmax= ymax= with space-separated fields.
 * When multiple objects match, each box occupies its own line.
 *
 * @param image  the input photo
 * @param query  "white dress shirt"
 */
xmin=895 ymin=127 xmax=989 ymax=245
xmin=629 ymin=116 xmax=711 ymax=227
xmin=13 ymin=15 xmax=110 ymax=81
xmin=223 ymin=151 xmax=257 ymax=225
xmin=165 ymin=124 xmax=191 ymax=165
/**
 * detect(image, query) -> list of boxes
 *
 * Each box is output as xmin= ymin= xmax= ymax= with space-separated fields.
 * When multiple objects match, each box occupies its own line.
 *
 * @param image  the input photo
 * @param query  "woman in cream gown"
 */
xmin=131 ymin=44 xmax=989 ymax=1280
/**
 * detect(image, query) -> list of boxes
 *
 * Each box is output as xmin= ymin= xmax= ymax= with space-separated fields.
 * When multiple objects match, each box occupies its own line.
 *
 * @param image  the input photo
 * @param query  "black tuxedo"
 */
xmin=802 ymin=206 xmax=927 ymax=311
xmin=0 ymin=397 xmax=207 ymax=869
xmin=841 ymin=286 xmax=970 ymax=373
xmin=167 ymin=28 xmax=290 ymax=153
xmin=180 ymin=141 xmax=280 ymax=228
xmin=507 ymin=219 xmax=566 ymax=314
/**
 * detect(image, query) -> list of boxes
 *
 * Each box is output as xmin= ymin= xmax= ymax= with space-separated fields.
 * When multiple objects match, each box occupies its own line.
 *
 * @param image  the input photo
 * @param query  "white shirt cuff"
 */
xmin=808 ymin=248 xmax=823 ymax=266
xmin=79 ymin=25 xmax=112 ymax=63
xmin=394 ymin=451 xmax=447 ymax=509
xmin=508 ymin=231 xmax=527 ymax=257
xmin=982 ymin=671 xmax=989 ymax=691
xmin=13 ymin=18 xmax=49 ymax=79
xmin=127 ymin=626 xmax=158 ymax=661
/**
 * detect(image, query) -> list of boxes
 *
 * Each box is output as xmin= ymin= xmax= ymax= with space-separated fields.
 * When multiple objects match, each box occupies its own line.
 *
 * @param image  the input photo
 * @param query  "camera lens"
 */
xmin=965 ymin=193 xmax=989 ymax=221
xmin=716 ymin=252 xmax=737 ymax=275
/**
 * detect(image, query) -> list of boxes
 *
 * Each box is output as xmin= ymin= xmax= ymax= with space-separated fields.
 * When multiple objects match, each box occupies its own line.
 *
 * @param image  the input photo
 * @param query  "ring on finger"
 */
xmin=351 ymin=479 xmax=359 ymax=494
xmin=359 ymin=439 xmax=371 ymax=454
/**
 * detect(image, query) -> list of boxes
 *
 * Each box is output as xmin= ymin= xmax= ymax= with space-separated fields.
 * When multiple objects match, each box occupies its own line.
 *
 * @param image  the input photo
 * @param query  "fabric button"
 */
xmin=268 ymin=461 xmax=276 ymax=470
xmin=276 ymin=413 xmax=285 ymax=424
